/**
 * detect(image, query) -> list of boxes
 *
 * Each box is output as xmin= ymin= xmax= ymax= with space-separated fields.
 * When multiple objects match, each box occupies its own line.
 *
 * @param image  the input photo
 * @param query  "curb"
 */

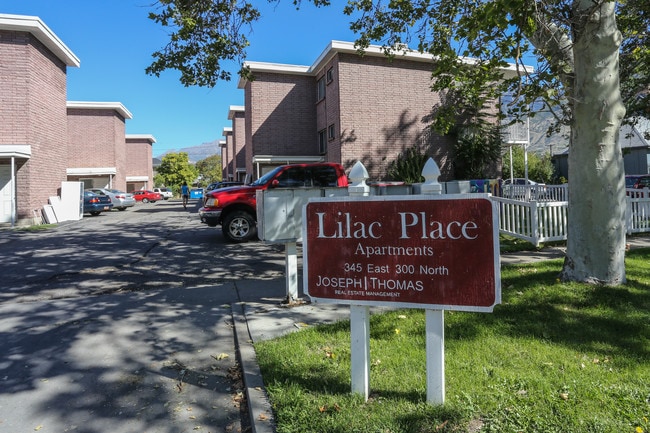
xmin=232 ymin=302 xmax=276 ymax=433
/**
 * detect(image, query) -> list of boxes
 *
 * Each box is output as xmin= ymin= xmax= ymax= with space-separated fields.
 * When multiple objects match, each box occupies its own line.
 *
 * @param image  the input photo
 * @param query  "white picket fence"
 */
xmin=494 ymin=187 xmax=650 ymax=245
xmin=493 ymin=197 xmax=569 ymax=245
xmin=501 ymin=184 xmax=568 ymax=202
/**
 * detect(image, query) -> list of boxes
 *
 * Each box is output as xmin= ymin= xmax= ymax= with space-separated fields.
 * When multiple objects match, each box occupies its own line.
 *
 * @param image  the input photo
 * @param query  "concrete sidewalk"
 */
xmin=233 ymin=236 xmax=650 ymax=433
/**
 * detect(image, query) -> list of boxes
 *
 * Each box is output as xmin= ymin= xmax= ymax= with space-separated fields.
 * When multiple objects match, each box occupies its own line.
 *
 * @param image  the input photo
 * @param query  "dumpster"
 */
xmin=190 ymin=188 xmax=204 ymax=199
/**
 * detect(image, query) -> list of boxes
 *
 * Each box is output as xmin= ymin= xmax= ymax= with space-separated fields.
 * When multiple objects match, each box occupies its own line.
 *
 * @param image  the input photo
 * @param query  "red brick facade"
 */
xmin=229 ymin=106 xmax=247 ymax=182
xmin=223 ymin=127 xmax=234 ymax=180
xmin=236 ymin=42 xmax=464 ymax=181
xmin=126 ymin=134 xmax=155 ymax=191
xmin=66 ymin=102 xmax=132 ymax=191
xmin=0 ymin=15 xmax=79 ymax=225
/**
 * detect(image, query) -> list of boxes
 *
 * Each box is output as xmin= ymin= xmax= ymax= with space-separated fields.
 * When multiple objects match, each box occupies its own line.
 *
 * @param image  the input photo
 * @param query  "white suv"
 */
xmin=153 ymin=187 xmax=173 ymax=200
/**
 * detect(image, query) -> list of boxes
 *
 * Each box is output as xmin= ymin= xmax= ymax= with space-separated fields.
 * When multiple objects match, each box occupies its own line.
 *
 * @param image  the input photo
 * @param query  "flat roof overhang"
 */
xmin=252 ymin=155 xmax=325 ymax=164
xmin=67 ymin=167 xmax=117 ymax=176
xmin=0 ymin=145 xmax=31 ymax=159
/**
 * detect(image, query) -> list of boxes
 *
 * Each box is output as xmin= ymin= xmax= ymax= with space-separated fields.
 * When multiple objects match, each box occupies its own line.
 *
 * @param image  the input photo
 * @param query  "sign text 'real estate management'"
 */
xmin=303 ymin=195 xmax=501 ymax=312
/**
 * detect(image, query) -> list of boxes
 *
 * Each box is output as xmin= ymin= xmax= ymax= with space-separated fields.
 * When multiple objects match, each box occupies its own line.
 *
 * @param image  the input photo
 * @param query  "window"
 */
xmin=309 ymin=166 xmax=338 ymax=187
xmin=275 ymin=167 xmax=307 ymax=188
xmin=318 ymin=129 xmax=327 ymax=155
xmin=326 ymin=67 xmax=333 ymax=83
xmin=317 ymin=76 xmax=326 ymax=101
xmin=328 ymin=124 xmax=336 ymax=140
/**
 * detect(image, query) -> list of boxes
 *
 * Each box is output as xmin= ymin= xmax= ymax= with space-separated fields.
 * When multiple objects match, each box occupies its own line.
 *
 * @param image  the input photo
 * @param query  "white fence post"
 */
xmin=420 ymin=158 xmax=445 ymax=405
xmin=348 ymin=161 xmax=371 ymax=401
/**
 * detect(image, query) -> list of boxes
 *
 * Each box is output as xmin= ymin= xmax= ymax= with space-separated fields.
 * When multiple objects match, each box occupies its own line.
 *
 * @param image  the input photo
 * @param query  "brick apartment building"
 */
xmin=66 ymin=101 xmax=133 ymax=191
xmin=228 ymin=105 xmax=246 ymax=182
xmin=233 ymin=41 xmax=454 ymax=181
xmin=0 ymin=14 xmax=79 ymax=226
xmin=226 ymin=40 xmax=509 ymax=182
xmin=125 ymin=134 xmax=156 ymax=192
xmin=0 ymin=13 xmax=155 ymax=226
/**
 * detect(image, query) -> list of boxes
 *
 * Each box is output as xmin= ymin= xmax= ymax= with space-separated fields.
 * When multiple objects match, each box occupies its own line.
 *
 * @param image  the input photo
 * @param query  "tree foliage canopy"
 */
xmin=147 ymin=0 xmax=648 ymax=124
xmin=156 ymin=152 xmax=199 ymax=190
xmin=195 ymin=154 xmax=223 ymax=185
xmin=146 ymin=0 xmax=650 ymax=284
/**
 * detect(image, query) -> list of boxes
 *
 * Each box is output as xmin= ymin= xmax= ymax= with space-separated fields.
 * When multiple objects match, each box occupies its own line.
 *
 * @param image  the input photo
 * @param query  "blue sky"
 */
xmin=0 ymin=0 xmax=358 ymax=157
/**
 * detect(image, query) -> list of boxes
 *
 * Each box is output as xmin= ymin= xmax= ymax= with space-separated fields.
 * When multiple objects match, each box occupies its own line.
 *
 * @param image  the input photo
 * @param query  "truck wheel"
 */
xmin=222 ymin=211 xmax=256 ymax=243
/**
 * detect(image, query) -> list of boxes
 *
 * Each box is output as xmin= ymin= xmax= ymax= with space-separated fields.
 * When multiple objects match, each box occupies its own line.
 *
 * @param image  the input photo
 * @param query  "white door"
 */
xmin=0 ymin=165 xmax=13 ymax=224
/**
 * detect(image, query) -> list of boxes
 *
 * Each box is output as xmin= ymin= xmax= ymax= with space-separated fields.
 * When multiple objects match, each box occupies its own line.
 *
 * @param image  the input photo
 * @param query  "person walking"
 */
xmin=181 ymin=182 xmax=190 ymax=209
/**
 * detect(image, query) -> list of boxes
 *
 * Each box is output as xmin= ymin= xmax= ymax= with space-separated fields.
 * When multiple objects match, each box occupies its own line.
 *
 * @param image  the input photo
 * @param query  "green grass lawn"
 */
xmin=255 ymin=249 xmax=650 ymax=433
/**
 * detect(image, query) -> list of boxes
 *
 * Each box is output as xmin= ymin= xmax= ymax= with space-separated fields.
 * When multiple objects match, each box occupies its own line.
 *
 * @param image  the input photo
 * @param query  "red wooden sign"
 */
xmin=303 ymin=196 xmax=501 ymax=312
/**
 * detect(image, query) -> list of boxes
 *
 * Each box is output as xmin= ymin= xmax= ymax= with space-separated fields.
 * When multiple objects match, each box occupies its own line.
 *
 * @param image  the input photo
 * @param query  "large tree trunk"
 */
xmin=560 ymin=0 xmax=627 ymax=284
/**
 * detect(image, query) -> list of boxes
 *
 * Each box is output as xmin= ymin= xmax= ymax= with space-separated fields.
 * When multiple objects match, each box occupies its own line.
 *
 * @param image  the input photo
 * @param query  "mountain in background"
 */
xmin=155 ymin=139 xmax=222 ymax=163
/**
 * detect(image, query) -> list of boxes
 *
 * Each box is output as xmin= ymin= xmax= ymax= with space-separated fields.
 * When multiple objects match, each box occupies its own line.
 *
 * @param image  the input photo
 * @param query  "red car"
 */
xmin=132 ymin=190 xmax=162 ymax=203
xmin=199 ymin=163 xmax=348 ymax=242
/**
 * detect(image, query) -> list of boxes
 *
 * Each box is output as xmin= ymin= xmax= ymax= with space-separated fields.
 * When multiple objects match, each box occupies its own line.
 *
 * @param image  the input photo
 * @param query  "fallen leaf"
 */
xmin=258 ymin=413 xmax=269 ymax=421
xmin=212 ymin=353 xmax=229 ymax=360
xmin=319 ymin=405 xmax=327 ymax=413
xmin=34 ymin=426 xmax=43 ymax=431
xmin=559 ymin=392 xmax=569 ymax=400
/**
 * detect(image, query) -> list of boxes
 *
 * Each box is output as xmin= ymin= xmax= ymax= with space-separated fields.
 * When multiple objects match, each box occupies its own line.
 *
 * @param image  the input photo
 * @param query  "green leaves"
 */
xmin=156 ymin=152 xmax=199 ymax=189
xmin=146 ymin=0 xmax=261 ymax=87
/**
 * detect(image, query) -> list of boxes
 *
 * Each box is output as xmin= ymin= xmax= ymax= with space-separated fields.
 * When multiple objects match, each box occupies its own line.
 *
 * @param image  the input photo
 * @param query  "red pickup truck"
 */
xmin=199 ymin=162 xmax=349 ymax=242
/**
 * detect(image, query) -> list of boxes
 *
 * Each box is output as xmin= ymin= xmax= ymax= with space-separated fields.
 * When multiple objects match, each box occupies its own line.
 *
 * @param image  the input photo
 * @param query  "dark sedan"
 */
xmin=83 ymin=191 xmax=113 ymax=216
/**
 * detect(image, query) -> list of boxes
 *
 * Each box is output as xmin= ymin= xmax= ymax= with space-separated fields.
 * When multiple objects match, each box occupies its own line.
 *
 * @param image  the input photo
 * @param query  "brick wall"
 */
xmin=220 ymin=141 xmax=229 ymax=180
xmin=316 ymin=57 xmax=342 ymax=164
xmin=244 ymin=85 xmax=253 ymax=175
xmin=232 ymin=110 xmax=246 ymax=178
xmin=126 ymin=137 xmax=153 ymax=189
xmin=241 ymin=51 xmax=481 ymax=182
xmin=336 ymin=53 xmax=455 ymax=180
xmin=0 ymin=30 xmax=68 ymax=222
xmin=67 ymin=108 xmax=127 ymax=188
xmin=247 ymin=73 xmax=317 ymax=157
xmin=224 ymin=130 xmax=234 ymax=179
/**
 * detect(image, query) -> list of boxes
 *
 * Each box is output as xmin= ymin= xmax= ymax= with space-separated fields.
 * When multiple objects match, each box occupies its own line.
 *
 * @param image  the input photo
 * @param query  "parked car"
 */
xmin=205 ymin=181 xmax=244 ymax=192
xmin=83 ymin=191 xmax=113 ymax=216
xmin=153 ymin=187 xmax=173 ymax=200
xmin=132 ymin=190 xmax=162 ymax=203
xmin=625 ymin=175 xmax=650 ymax=189
xmin=199 ymin=163 xmax=349 ymax=242
xmin=86 ymin=188 xmax=135 ymax=211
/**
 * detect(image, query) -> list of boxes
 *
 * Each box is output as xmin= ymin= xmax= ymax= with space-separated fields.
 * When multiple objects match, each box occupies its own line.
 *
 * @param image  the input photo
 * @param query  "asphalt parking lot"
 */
xmin=0 ymin=198 xmax=287 ymax=305
xmin=0 ymin=198 xmax=287 ymax=433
